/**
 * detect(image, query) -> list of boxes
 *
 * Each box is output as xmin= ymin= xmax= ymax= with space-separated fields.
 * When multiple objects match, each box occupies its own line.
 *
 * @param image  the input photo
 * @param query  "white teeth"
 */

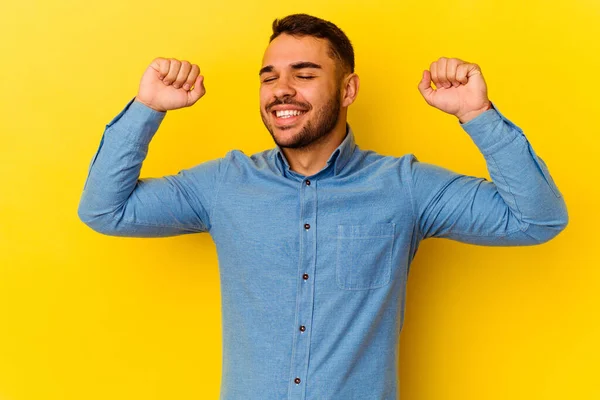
xmin=275 ymin=109 xmax=305 ymax=118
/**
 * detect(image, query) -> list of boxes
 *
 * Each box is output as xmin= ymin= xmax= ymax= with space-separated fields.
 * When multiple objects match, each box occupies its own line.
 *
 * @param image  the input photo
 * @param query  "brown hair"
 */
xmin=270 ymin=14 xmax=355 ymax=77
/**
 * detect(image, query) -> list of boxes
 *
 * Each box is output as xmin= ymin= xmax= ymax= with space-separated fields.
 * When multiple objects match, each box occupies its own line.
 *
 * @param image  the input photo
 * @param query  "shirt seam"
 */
xmin=208 ymin=151 xmax=232 ymax=232
xmin=119 ymin=218 xmax=205 ymax=231
xmin=287 ymin=181 xmax=304 ymax=398
xmin=479 ymin=126 xmax=522 ymax=158
xmin=105 ymin=124 xmax=157 ymax=149
xmin=108 ymin=144 xmax=147 ymax=231
xmin=441 ymin=225 xmax=526 ymax=237
xmin=488 ymin=152 xmax=525 ymax=227
xmin=406 ymin=155 xmax=422 ymax=241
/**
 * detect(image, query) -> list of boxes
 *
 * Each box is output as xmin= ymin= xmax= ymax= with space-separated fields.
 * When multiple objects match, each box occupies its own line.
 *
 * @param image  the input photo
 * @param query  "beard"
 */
xmin=261 ymin=92 xmax=341 ymax=150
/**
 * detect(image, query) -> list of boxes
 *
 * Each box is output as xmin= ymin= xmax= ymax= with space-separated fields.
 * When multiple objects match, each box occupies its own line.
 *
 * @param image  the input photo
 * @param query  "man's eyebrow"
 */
xmin=259 ymin=62 xmax=323 ymax=76
xmin=291 ymin=61 xmax=322 ymax=70
xmin=259 ymin=65 xmax=273 ymax=76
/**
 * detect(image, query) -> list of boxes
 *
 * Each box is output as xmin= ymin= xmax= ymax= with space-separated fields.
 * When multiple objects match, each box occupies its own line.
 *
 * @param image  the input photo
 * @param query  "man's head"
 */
xmin=259 ymin=14 xmax=359 ymax=150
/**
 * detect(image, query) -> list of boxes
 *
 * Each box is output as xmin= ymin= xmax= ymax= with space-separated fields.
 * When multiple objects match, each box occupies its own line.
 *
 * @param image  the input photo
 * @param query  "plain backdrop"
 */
xmin=1 ymin=0 xmax=598 ymax=399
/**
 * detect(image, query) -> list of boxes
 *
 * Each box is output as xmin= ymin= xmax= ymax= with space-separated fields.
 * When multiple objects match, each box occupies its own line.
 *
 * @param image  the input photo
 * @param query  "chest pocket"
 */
xmin=336 ymin=223 xmax=395 ymax=290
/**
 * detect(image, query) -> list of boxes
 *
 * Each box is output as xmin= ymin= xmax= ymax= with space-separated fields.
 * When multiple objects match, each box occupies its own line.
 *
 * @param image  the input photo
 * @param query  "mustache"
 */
xmin=267 ymin=98 xmax=310 ymax=112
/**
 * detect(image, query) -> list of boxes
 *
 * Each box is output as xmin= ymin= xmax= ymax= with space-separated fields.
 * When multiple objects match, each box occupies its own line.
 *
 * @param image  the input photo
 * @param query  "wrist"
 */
xmin=457 ymin=101 xmax=492 ymax=124
xmin=134 ymin=97 xmax=166 ymax=113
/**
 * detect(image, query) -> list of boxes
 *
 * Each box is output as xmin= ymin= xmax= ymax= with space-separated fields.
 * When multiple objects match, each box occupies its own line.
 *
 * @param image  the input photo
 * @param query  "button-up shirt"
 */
xmin=78 ymin=97 xmax=568 ymax=400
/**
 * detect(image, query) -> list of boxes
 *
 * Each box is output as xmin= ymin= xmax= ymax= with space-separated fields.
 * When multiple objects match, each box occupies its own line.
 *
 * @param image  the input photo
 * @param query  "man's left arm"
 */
xmin=410 ymin=57 xmax=568 ymax=245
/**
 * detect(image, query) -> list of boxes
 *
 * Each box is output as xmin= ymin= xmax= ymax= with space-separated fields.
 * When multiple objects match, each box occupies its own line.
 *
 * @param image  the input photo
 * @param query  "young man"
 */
xmin=78 ymin=13 xmax=568 ymax=400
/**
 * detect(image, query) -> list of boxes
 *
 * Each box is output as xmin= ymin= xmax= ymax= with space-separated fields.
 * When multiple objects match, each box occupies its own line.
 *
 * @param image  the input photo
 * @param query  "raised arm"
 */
xmin=409 ymin=103 xmax=568 ymax=245
xmin=77 ymin=58 xmax=227 ymax=237
xmin=411 ymin=57 xmax=567 ymax=245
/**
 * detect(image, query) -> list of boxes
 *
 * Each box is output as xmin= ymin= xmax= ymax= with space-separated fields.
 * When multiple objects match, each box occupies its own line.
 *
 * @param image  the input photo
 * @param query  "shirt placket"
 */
xmin=288 ymin=177 xmax=317 ymax=399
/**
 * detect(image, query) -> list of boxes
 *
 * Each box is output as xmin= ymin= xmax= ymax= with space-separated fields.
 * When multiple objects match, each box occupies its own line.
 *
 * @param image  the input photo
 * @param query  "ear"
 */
xmin=341 ymin=73 xmax=360 ymax=107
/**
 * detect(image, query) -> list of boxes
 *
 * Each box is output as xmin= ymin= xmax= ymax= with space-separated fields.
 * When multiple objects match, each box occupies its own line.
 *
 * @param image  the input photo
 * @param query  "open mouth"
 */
xmin=272 ymin=109 xmax=308 ymax=126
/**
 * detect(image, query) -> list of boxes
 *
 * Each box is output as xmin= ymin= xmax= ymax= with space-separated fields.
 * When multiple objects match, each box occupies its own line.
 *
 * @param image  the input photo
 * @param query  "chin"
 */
xmin=273 ymin=131 xmax=301 ymax=147
xmin=271 ymin=126 xmax=304 ymax=146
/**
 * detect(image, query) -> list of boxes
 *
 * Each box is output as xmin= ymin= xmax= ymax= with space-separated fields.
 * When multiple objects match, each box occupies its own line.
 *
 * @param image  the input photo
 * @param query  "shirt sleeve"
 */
xmin=408 ymin=102 xmax=568 ymax=246
xmin=77 ymin=96 xmax=228 ymax=237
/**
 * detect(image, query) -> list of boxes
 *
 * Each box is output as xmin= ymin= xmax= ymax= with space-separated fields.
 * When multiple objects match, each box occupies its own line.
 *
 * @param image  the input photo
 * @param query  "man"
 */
xmin=78 ymin=13 xmax=568 ymax=400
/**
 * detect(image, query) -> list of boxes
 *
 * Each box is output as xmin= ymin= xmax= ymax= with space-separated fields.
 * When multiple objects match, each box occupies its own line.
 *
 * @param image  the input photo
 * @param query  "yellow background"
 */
xmin=1 ymin=0 xmax=598 ymax=399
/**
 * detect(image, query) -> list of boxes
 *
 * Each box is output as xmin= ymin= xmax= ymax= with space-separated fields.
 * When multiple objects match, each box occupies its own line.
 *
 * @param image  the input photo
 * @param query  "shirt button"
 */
xmin=305 ymin=179 xmax=311 ymax=186
xmin=299 ymin=325 xmax=306 ymax=332
xmin=302 ymin=273 xmax=309 ymax=280
xmin=294 ymin=377 xmax=301 ymax=384
xmin=304 ymin=223 xmax=310 ymax=230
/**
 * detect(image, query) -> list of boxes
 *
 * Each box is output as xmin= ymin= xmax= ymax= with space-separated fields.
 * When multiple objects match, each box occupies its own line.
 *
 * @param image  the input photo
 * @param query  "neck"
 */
xmin=281 ymin=117 xmax=348 ymax=176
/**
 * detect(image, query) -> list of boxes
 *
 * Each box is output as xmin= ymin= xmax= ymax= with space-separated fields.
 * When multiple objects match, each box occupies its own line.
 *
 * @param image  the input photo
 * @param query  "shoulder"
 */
xmin=352 ymin=147 xmax=419 ymax=174
xmin=223 ymin=148 xmax=275 ymax=167
xmin=214 ymin=148 xmax=282 ymax=179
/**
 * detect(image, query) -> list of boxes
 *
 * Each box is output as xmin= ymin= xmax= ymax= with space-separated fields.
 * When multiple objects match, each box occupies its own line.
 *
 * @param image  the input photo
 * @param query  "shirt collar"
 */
xmin=274 ymin=123 xmax=357 ymax=177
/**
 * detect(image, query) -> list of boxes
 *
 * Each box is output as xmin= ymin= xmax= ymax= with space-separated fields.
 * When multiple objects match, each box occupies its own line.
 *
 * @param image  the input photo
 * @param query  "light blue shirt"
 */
xmin=78 ymin=97 xmax=568 ymax=399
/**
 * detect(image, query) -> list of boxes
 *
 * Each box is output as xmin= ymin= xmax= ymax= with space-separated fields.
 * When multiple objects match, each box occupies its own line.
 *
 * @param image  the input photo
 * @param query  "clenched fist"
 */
xmin=135 ymin=57 xmax=206 ymax=112
xmin=417 ymin=57 xmax=492 ymax=123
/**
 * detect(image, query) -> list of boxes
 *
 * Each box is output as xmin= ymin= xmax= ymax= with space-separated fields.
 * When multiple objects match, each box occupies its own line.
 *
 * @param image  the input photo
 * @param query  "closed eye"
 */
xmin=262 ymin=76 xmax=315 ymax=83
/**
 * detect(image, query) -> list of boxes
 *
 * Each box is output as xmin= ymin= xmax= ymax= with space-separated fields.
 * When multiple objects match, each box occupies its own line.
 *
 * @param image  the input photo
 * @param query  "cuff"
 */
xmin=105 ymin=96 xmax=167 ymax=145
xmin=459 ymin=102 xmax=524 ymax=156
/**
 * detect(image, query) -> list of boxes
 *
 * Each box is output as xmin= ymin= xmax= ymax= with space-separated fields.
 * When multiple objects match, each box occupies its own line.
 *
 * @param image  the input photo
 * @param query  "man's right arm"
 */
xmin=77 ymin=97 xmax=227 ymax=237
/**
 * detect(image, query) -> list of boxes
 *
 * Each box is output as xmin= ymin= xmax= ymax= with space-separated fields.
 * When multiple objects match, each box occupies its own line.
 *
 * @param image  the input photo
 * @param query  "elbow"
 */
xmin=548 ymin=200 xmax=570 ymax=242
xmin=77 ymin=198 xmax=117 ymax=236
xmin=557 ymin=208 xmax=569 ymax=233
xmin=524 ymin=206 xmax=569 ymax=245
xmin=538 ymin=219 xmax=568 ymax=244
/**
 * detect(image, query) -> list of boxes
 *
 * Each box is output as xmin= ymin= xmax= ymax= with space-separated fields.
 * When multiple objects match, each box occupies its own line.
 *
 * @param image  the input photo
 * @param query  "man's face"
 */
xmin=259 ymin=33 xmax=342 ymax=149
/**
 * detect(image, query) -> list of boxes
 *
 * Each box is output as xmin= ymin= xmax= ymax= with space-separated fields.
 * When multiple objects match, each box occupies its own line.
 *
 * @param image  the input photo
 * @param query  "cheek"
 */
xmin=301 ymin=85 xmax=328 ymax=105
xmin=259 ymin=86 xmax=267 ymax=99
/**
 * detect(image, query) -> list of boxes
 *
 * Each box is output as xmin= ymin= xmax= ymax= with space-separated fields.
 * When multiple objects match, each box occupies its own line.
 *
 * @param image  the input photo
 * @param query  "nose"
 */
xmin=272 ymin=75 xmax=296 ymax=99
